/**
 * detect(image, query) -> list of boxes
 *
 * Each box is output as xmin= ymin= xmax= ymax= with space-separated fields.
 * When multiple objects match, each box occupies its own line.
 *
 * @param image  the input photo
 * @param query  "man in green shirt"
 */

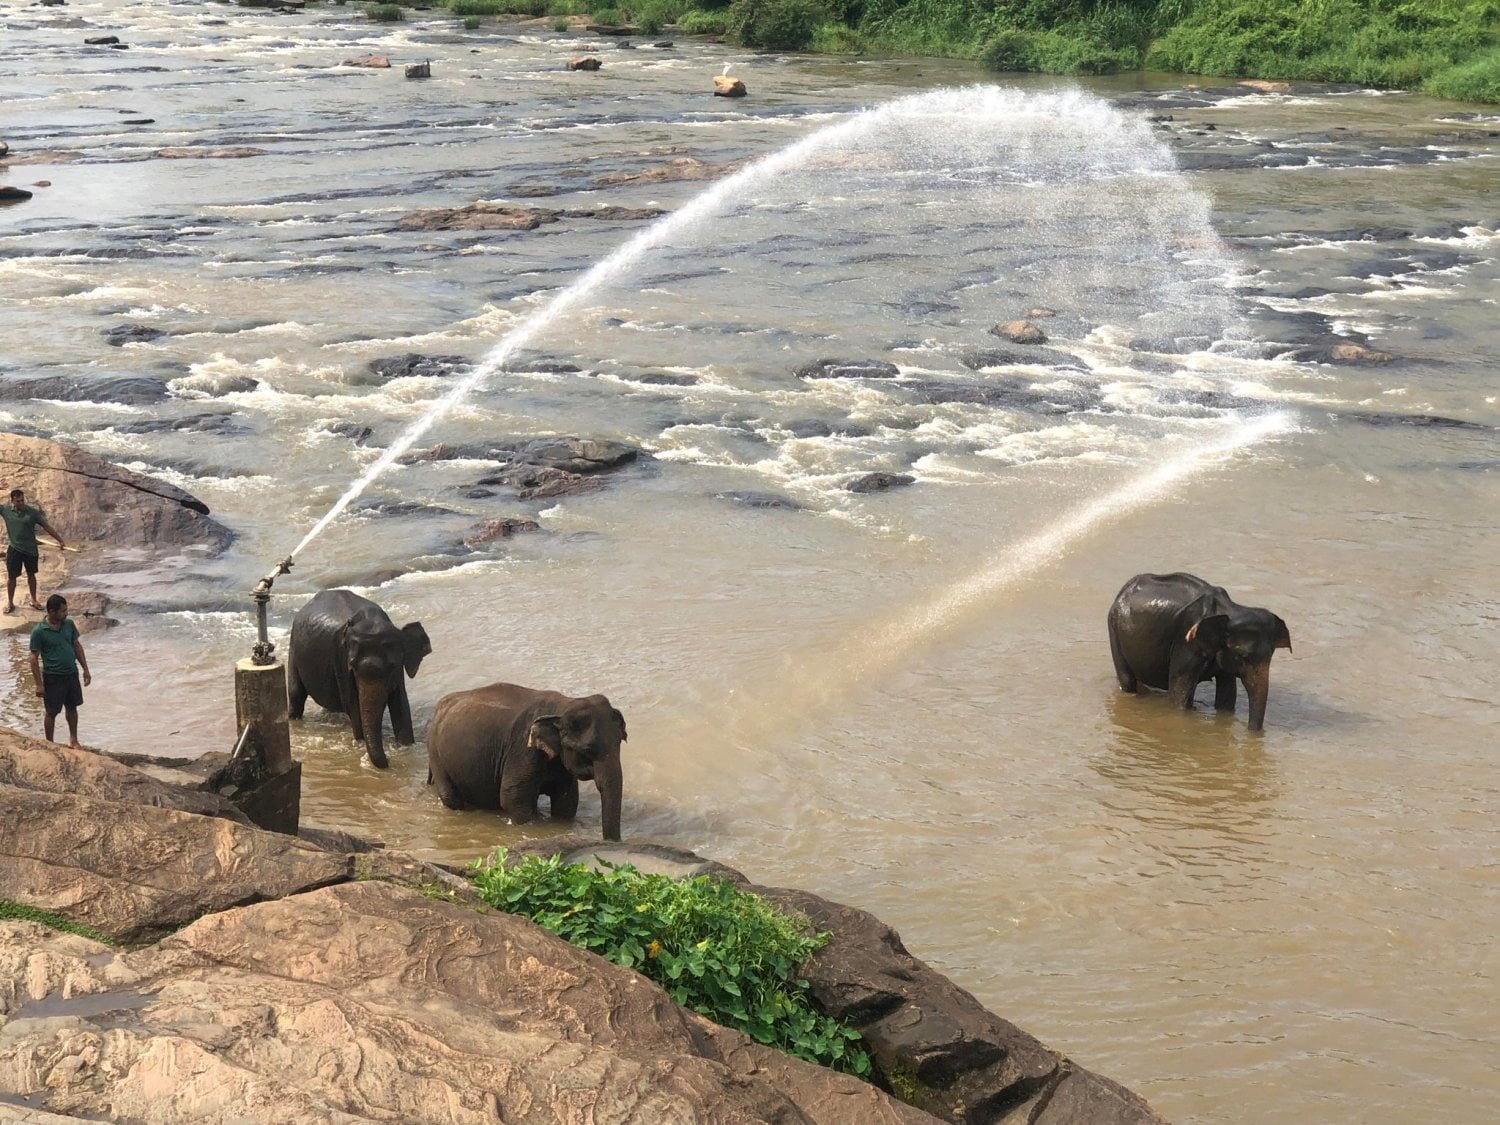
xmin=30 ymin=594 xmax=92 ymax=748
xmin=2 ymin=488 xmax=65 ymax=614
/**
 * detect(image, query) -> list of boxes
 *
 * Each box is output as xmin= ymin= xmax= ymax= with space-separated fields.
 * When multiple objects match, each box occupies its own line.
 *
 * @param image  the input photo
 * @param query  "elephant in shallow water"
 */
xmin=426 ymin=682 xmax=626 ymax=841
xmin=286 ymin=589 xmax=431 ymax=767
xmin=1107 ymin=572 xmax=1292 ymax=732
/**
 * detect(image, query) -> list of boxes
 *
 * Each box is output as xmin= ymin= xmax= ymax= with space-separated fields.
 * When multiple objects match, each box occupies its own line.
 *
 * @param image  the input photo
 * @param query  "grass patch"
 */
xmin=0 ymin=900 xmax=114 ymax=945
xmin=472 ymin=851 xmax=871 ymax=1076
xmin=367 ymin=3 xmax=405 ymax=20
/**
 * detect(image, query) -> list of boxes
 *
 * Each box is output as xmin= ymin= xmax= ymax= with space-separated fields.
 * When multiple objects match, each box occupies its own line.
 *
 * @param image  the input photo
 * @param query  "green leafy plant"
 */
xmin=728 ymin=0 xmax=829 ymax=48
xmin=367 ymin=3 xmax=405 ymax=20
xmin=472 ymin=851 xmax=871 ymax=1076
xmin=464 ymin=13 xmax=483 ymax=25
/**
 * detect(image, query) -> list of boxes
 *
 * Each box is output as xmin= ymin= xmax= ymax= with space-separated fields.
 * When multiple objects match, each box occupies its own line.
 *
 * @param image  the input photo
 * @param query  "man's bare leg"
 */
xmin=4 ymin=574 xmax=15 ymax=613
xmin=43 ymin=712 xmax=56 ymax=742
xmin=65 ymin=706 xmax=81 ymax=749
xmin=25 ymin=571 xmax=41 ymax=610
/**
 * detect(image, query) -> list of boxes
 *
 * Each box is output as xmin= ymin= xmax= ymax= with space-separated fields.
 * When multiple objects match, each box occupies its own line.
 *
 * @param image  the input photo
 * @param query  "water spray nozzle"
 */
xmin=249 ymin=556 xmax=294 ymax=666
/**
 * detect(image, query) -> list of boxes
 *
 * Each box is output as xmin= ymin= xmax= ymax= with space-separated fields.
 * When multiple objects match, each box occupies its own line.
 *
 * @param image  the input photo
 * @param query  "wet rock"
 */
xmin=0 ymin=373 xmax=170 ymax=404
xmin=847 ymin=472 xmax=915 ymax=493
xmin=1342 ymin=249 xmax=1479 ymax=279
xmin=508 ymin=436 xmax=640 ymax=474
xmin=318 ymin=420 xmax=374 ymax=444
xmin=958 ymin=348 xmax=1033 ymax=370
xmin=1026 ymin=306 xmax=1058 ymax=318
xmin=718 ymin=490 xmax=801 ymax=510
xmin=554 ymin=204 xmax=666 ymax=222
xmin=476 ymin=464 xmax=605 ymax=500
xmin=167 ymin=371 xmax=261 ymax=396
xmin=506 ymin=356 xmax=583 ymax=374
xmin=155 ymin=146 xmax=266 ymax=159
xmin=102 ymin=323 xmax=168 ymax=346
xmin=367 ymin=352 xmax=473 ymax=381
xmin=398 ymin=202 xmax=557 ymax=232
xmin=460 ymin=517 xmax=543 ymax=547
xmin=1287 ymin=341 xmax=1395 ymax=364
xmin=795 ymin=358 xmax=901 ymax=380
xmin=1299 ymin=226 xmax=1412 ymax=242
xmin=404 ymin=61 xmax=431 ymax=80
xmin=110 ymin=412 xmax=249 ymax=437
xmin=714 ymin=75 xmax=747 ymax=97
xmin=989 ymin=319 xmax=1048 ymax=345
xmin=592 ymin=157 xmax=730 ymax=188
xmin=84 ymin=35 xmax=120 ymax=45
xmin=121 ymin=117 xmax=155 ymax=125
xmin=568 ymin=56 xmax=603 ymax=71
xmin=352 ymin=499 xmax=459 ymax=518
xmin=631 ymin=371 xmax=699 ymax=386
xmin=0 ymin=186 xmax=33 ymax=205
xmin=901 ymin=377 xmax=1101 ymax=414
xmin=342 ymin=54 xmax=391 ymax=68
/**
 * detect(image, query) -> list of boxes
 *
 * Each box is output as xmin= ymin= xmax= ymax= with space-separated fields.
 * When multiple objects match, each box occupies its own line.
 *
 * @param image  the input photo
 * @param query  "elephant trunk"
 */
xmin=594 ymin=756 xmax=622 ymax=841
xmin=357 ymin=676 xmax=389 ymax=767
xmin=1243 ymin=660 xmax=1272 ymax=732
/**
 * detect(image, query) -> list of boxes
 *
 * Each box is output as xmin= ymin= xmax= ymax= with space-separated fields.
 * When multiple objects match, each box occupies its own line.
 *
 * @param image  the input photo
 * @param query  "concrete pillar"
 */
xmin=227 ymin=657 xmax=299 ymax=834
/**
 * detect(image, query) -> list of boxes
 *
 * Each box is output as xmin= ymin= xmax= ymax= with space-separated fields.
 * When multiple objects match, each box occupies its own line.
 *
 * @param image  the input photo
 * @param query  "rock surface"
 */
xmin=0 ymin=738 xmax=1165 ymax=1124
xmin=0 ymin=434 xmax=231 ymax=569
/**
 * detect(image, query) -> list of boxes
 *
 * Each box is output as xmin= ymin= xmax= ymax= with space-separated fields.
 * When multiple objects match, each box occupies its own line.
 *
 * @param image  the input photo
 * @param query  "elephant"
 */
xmin=286 ymin=589 xmax=431 ymax=767
xmin=426 ymin=682 xmax=626 ymax=841
xmin=1107 ymin=572 xmax=1292 ymax=732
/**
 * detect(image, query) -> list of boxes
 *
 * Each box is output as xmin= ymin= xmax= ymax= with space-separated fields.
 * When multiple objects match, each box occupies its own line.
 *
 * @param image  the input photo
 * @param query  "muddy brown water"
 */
xmin=3 ymin=4 xmax=1498 ymax=1121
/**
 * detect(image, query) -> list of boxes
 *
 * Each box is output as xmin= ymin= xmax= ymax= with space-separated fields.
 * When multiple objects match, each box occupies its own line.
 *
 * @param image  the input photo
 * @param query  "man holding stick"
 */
xmin=30 ymin=594 xmax=92 ymax=748
xmin=2 ymin=488 xmax=66 ymax=614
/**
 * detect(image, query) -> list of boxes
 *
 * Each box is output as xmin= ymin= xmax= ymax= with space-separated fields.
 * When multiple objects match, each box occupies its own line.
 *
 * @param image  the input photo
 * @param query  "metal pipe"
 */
xmin=250 ymin=555 xmax=294 ymax=666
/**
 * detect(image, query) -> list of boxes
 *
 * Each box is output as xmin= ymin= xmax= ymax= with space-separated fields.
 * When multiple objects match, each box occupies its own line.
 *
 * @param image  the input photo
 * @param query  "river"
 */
xmin=3 ymin=3 xmax=1497 ymax=1122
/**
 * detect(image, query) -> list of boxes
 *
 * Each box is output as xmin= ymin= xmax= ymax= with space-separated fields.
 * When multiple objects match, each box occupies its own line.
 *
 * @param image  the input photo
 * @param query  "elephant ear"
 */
xmin=611 ymin=708 xmax=627 ymax=742
xmin=1273 ymin=616 xmax=1292 ymax=653
xmin=401 ymin=622 xmax=432 ymax=677
xmin=1185 ymin=614 xmax=1229 ymax=652
xmin=527 ymin=715 xmax=563 ymax=758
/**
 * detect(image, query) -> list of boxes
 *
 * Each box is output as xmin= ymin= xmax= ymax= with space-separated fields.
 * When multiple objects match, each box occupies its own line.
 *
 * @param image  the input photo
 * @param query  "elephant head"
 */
xmin=1182 ymin=602 xmax=1291 ymax=732
xmin=525 ymin=695 xmax=627 ymax=841
xmin=340 ymin=612 xmax=430 ymax=768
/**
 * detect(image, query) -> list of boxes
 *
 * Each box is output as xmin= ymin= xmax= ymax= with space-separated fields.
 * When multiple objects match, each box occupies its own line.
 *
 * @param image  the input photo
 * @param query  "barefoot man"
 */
xmin=30 ymin=594 xmax=92 ymax=748
xmin=3 ymin=488 xmax=66 ymax=614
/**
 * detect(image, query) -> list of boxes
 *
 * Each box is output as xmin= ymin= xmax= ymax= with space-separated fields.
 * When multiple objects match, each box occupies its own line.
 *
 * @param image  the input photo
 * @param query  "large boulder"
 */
xmin=0 ymin=433 xmax=231 ymax=565
xmin=0 ymin=883 xmax=935 ymax=1124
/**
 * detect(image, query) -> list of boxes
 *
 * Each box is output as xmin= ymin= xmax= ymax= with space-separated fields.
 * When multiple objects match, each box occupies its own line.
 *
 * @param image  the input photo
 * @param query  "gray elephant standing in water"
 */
xmin=427 ymin=682 xmax=626 ymax=841
xmin=1108 ymin=572 xmax=1292 ymax=731
xmin=286 ymin=588 xmax=431 ymax=767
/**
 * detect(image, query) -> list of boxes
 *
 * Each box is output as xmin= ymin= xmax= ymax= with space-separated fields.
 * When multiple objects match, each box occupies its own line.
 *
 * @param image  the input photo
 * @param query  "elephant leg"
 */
xmin=501 ymin=775 xmax=540 ymax=824
xmin=1214 ymin=673 xmax=1237 ymax=712
xmin=389 ymin=684 xmax=415 ymax=746
xmin=432 ymin=769 xmax=467 ymax=811
xmin=1108 ymin=627 xmax=1138 ymax=693
xmin=548 ymin=780 xmax=580 ymax=821
xmin=287 ymin=661 xmax=308 ymax=721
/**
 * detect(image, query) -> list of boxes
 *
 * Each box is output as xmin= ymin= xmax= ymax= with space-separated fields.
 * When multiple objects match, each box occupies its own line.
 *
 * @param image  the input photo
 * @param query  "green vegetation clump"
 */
xmin=471 ymin=851 xmax=871 ymax=1076
xmin=0 ymin=900 xmax=113 ymax=945
xmin=463 ymin=13 xmax=483 ymax=26
xmin=367 ymin=3 xmax=405 ymax=20
xmin=1149 ymin=1 xmax=1500 ymax=97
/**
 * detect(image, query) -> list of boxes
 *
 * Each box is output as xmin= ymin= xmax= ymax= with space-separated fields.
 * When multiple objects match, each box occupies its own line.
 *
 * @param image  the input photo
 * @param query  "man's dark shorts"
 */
xmin=43 ymin=673 xmax=83 ymax=717
xmin=6 ymin=547 xmax=37 ymax=581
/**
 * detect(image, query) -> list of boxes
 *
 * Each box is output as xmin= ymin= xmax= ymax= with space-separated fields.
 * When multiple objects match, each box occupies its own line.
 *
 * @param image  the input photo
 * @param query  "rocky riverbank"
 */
xmin=0 ymin=726 xmax=1165 ymax=1123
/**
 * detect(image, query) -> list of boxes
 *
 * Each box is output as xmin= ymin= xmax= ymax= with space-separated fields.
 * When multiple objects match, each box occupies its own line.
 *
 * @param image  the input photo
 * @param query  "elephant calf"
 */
xmin=427 ymin=682 xmax=626 ymax=841
xmin=1107 ymin=572 xmax=1292 ymax=731
xmin=287 ymin=588 xmax=431 ymax=767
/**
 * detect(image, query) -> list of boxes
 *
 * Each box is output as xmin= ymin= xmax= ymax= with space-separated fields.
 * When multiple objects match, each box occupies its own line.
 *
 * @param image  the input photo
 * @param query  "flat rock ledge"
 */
xmin=0 ymin=730 xmax=1165 ymax=1124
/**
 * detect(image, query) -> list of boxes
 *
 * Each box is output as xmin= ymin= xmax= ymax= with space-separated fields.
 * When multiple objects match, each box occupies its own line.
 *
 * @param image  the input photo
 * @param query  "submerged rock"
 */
xmin=0 ymin=372 xmax=170 ymax=404
xmin=989 ymin=319 xmax=1048 ymax=344
xmin=718 ymin=490 xmax=802 ymax=510
xmin=367 ymin=352 xmax=473 ymax=381
xmin=795 ymin=358 xmax=901 ymax=380
xmin=846 ymin=471 xmax=915 ymax=493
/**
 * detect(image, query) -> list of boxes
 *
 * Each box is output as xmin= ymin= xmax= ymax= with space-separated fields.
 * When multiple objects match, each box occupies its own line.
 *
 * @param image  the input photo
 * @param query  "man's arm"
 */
xmin=29 ymin=650 xmax=43 ymax=697
xmin=37 ymin=519 xmax=64 ymax=549
xmin=73 ymin=634 xmax=91 ymax=686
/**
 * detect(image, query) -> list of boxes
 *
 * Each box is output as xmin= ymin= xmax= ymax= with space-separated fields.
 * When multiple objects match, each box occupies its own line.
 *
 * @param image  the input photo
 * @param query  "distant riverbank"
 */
xmin=415 ymin=0 xmax=1500 ymax=104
